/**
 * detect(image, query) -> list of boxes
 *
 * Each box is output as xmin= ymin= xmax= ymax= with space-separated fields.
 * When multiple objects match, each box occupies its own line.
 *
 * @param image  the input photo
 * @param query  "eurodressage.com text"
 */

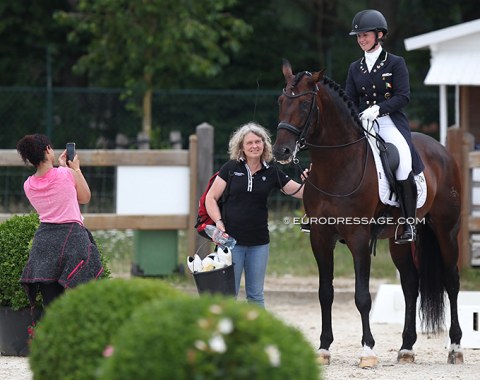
xmin=288 ymin=216 xmax=426 ymax=226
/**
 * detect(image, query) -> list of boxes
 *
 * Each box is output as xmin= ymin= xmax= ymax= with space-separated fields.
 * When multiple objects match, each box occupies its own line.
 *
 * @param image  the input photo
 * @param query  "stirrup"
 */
xmin=394 ymin=224 xmax=416 ymax=244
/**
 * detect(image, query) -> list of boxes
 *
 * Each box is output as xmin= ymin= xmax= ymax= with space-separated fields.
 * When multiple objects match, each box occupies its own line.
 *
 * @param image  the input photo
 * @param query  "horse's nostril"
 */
xmin=273 ymin=145 xmax=290 ymax=159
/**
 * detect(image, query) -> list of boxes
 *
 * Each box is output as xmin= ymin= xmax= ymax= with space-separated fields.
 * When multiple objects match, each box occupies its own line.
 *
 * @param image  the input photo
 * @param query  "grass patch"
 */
xmin=267 ymin=219 xmax=397 ymax=281
xmin=92 ymin=230 xmax=134 ymax=275
xmin=92 ymin=222 xmax=478 ymax=290
xmin=460 ymin=266 xmax=480 ymax=291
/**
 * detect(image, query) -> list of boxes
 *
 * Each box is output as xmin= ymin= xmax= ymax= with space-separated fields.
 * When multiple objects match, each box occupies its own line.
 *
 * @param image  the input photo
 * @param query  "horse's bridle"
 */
xmin=276 ymin=78 xmax=370 ymax=198
xmin=277 ymin=82 xmax=319 ymax=161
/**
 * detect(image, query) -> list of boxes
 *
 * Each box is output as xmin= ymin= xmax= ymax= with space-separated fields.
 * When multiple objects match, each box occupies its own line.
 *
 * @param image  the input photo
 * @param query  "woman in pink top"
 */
xmin=16 ymin=134 xmax=104 ymax=310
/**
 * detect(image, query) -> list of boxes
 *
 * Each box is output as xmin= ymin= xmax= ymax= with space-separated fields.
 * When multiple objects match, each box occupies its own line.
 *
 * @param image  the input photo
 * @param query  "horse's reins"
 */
xmin=277 ymin=79 xmax=374 ymax=198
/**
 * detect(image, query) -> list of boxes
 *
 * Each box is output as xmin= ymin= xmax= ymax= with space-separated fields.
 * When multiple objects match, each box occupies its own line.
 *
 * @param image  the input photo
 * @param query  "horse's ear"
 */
xmin=282 ymin=59 xmax=293 ymax=80
xmin=312 ymin=69 xmax=326 ymax=83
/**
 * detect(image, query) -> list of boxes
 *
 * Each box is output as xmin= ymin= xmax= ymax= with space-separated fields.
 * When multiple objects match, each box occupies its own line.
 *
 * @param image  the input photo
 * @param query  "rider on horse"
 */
xmin=345 ymin=9 xmax=424 ymax=244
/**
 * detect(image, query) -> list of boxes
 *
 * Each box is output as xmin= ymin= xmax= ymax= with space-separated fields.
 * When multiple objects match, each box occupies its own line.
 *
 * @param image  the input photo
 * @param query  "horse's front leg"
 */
xmin=349 ymin=236 xmax=377 ymax=368
xmin=310 ymin=232 xmax=335 ymax=365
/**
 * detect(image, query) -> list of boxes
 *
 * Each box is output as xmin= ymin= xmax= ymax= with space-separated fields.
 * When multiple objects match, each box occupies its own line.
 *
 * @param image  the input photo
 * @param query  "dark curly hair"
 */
xmin=16 ymin=134 xmax=52 ymax=167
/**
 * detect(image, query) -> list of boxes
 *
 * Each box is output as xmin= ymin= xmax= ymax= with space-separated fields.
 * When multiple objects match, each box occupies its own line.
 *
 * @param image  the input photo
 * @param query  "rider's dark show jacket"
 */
xmin=345 ymin=49 xmax=424 ymax=174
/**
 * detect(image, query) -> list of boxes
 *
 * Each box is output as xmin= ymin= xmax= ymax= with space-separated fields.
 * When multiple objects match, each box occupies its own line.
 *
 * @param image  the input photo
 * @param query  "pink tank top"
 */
xmin=24 ymin=166 xmax=83 ymax=225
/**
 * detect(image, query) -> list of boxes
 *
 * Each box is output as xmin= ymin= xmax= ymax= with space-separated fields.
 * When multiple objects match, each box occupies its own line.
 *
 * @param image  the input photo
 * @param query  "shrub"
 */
xmin=0 ymin=213 xmax=40 ymax=310
xmin=29 ymin=278 xmax=187 ymax=380
xmin=99 ymin=296 xmax=321 ymax=380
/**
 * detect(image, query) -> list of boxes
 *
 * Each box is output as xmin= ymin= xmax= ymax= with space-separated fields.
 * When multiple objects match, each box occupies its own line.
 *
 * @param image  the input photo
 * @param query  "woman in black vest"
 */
xmin=345 ymin=9 xmax=424 ymax=244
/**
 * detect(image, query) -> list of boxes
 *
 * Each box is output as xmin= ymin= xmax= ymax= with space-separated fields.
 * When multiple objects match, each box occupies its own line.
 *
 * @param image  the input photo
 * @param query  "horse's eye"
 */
xmin=300 ymin=101 xmax=310 ymax=112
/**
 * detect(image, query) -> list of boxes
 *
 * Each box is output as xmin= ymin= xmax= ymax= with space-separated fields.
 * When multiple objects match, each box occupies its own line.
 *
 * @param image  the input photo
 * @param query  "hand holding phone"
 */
xmin=66 ymin=142 xmax=76 ymax=165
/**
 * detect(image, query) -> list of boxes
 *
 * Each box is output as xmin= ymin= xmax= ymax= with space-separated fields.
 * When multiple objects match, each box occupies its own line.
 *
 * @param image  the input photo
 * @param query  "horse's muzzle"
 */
xmin=272 ymin=145 xmax=293 ymax=164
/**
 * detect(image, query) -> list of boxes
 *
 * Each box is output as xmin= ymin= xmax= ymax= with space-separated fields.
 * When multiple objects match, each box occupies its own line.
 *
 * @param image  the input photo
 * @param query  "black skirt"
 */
xmin=20 ymin=222 xmax=104 ymax=306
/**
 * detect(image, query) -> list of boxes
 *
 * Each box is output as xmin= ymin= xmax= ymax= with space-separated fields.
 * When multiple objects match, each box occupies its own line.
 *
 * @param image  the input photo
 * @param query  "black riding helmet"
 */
xmin=349 ymin=9 xmax=388 ymax=36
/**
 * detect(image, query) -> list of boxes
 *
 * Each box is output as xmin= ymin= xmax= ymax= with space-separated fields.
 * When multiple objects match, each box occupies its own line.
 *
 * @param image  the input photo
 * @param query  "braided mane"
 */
xmin=320 ymin=76 xmax=362 ymax=129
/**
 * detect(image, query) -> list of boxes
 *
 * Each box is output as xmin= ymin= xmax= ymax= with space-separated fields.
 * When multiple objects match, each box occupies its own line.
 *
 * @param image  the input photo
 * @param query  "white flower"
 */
xmin=209 ymin=334 xmax=227 ymax=353
xmin=217 ymin=318 xmax=234 ymax=334
xmin=209 ymin=304 xmax=223 ymax=314
xmin=194 ymin=340 xmax=208 ymax=351
xmin=246 ymin=310 xmax=259 ymax=320
xmin=198 ymin=318 xmax=210 ymax=329
xmin=265 ymin=344 xmax=281 ymax=367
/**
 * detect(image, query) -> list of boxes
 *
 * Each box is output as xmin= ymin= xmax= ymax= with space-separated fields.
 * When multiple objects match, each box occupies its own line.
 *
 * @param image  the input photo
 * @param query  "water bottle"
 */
xmin=204 ymin=224 xmax=237 ymax=250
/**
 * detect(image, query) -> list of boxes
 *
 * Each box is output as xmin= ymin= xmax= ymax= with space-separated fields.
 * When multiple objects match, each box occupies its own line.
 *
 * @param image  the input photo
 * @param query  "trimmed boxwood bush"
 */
xmin=0 ymin=213 xmax=111 ymax=310
xmin=0 ymin=213 xmax=40 ymax=310
xmin=29 ymin=278 xmax=187 ymax=380
xmin=99 ymin=296 xmax=321 ymax=380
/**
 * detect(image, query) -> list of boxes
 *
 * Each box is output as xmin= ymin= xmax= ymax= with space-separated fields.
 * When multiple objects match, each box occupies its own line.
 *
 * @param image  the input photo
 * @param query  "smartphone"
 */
xmin=66 ymin=142 xmax=76 ymax=164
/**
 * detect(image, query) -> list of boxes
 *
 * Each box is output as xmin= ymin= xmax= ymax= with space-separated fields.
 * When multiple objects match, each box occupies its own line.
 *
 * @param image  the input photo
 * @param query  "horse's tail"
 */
xmin=417 ymin=221 xmax=445 ymax=333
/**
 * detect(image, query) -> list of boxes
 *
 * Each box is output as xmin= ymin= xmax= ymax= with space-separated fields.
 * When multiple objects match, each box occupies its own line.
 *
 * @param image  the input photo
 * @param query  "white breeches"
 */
xmin=375 ymin=116 xmax=412 ymax=181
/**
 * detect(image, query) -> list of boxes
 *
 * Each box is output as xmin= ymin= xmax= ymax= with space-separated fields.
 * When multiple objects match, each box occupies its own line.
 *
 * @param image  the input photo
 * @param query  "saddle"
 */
xmin=376 ymin=136 xmax=399 ymax=193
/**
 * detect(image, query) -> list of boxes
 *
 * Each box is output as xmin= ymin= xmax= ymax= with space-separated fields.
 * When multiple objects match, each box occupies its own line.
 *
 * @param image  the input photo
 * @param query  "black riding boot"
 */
xmin=395 ymin=173 xmax=417 ymax=244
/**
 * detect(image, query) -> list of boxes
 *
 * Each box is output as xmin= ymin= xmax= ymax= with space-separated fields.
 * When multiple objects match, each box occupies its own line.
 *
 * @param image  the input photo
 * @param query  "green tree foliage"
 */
xmin=0 ymin=0 xmax=478 ymax=148
xmin=54 ymin=0 xmax=252 ymax=143
xmin=0 ymin=1 xmax=83 ymax=86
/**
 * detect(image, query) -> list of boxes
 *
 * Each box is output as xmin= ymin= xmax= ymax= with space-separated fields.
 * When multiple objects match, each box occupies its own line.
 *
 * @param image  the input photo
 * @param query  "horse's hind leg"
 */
xmin=389 ymin=240 xmax=419 ymax=363
xmin=431 ymin=225 xmax=464 ymax=364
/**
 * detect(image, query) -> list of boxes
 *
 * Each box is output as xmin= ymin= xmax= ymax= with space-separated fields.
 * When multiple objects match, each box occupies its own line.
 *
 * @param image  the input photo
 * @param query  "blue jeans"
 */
xmin=232 ymin=243 xmax=269 ymax=308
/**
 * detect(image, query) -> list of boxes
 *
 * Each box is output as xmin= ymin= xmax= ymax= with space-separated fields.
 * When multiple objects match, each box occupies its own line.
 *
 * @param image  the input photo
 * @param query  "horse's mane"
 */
xmin=319 ymin=76 xmax=363 ymax=130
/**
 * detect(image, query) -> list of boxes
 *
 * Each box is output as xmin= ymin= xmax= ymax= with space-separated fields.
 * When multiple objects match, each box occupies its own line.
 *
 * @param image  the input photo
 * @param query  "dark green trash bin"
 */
xmin=131 ymin=230 xmax=178 ymax=276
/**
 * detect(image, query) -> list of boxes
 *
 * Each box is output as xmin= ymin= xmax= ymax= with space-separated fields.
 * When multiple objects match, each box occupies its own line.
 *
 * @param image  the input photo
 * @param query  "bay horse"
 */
xmin=272 ymin=60 xmax=463 ymax=367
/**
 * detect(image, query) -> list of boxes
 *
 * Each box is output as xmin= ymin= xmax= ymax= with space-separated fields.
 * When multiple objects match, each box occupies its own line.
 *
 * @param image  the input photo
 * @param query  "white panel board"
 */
xmin=116 ymin=166 xmax=189 ymax=215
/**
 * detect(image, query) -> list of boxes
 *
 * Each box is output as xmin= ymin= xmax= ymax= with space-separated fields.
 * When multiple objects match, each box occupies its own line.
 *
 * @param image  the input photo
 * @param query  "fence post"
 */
xmin=447 ymin=127 xmax=471 ymax=269
xmin=193 ymin=123 xmax=215 ymax=258
xmin=188 ymin=134 xmax=198 ymax=261
xmin=462 ymin=132 xmax=474 ymax=269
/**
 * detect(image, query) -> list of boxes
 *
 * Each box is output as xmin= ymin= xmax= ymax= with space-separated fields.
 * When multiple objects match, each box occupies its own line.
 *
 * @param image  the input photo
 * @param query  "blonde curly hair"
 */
xmin=228 ymin=122 xmax=273 ymax=162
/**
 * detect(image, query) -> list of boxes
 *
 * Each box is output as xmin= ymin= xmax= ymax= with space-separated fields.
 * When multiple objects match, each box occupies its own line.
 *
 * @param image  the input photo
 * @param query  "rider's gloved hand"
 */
xmin=359 ymin=105 xmax=380 ymax=122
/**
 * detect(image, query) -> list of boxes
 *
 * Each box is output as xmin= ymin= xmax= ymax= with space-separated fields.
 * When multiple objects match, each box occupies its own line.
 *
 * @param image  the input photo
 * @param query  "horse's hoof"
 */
xmin=448 ymin=350 xmax=464 ymax=364
xmin=316 ymin=349 xmax=331 ymax=365
xmin=359 ymin=356 xmax=378 ymax=368
xmin=397 ymin=349 xmax=415 ymax=364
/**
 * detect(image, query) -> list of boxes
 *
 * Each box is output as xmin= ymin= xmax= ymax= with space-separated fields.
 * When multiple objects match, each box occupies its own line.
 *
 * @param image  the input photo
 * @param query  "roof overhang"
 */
xmin=404 ymin=19 xmax=480 ymax=86
xmin=425 ymin=50 xmax=480 ymax=85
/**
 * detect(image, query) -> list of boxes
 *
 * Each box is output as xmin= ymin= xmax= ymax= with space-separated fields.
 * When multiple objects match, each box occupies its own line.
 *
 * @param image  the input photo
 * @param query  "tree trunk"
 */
xmin=139 ymin=89 xmax=152 ymax=149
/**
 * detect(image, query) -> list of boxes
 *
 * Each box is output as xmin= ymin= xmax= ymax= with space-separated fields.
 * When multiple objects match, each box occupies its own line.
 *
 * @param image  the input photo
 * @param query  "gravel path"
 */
xmin=1 ymin=276 xmax=479 ymax=380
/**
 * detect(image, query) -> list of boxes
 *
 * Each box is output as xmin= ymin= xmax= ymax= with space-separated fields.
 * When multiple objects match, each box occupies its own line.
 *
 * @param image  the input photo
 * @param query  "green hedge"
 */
xmin=29 ymin=278 xmax=187 ymax=380
xmin=99 ymin=296 xmax=321 ymax=380
xmin=0 ymin=213 xmax=40 ymax=309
